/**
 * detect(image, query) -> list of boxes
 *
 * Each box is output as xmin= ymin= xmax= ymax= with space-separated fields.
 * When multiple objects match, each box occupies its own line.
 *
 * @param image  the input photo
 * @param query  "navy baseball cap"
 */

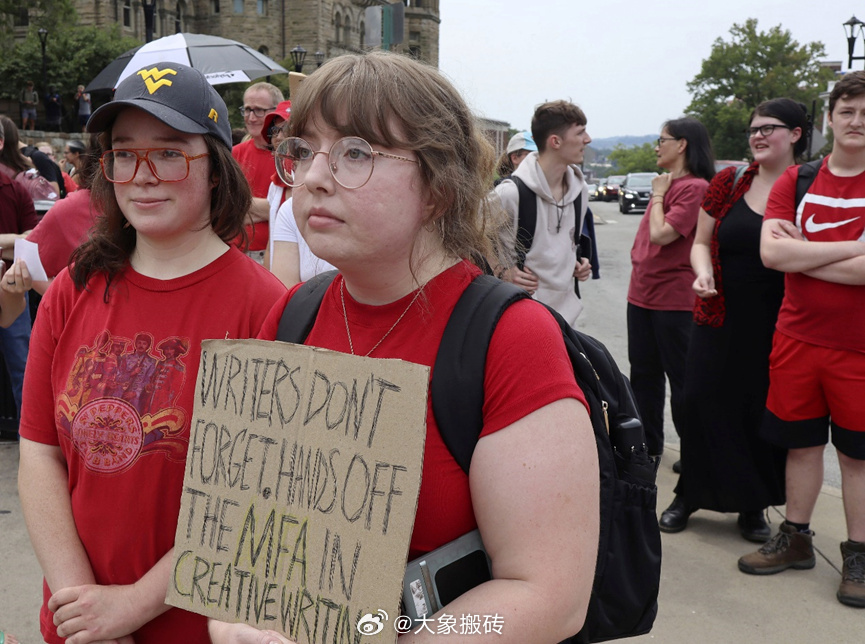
xmin=88 ymin=63 xmax=232 ymax=149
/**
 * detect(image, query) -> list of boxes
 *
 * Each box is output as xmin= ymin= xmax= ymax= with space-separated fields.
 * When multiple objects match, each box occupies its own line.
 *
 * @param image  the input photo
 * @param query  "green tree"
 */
xmin=0 ymin=24 xmax=140 ymax=101
xmin=608 ymin=143 xmax=658 ymax=174
xmin=0 ymin=0 xmax=76 ymax=46
xmin=686 ymin=19 xmax=832 ymax=160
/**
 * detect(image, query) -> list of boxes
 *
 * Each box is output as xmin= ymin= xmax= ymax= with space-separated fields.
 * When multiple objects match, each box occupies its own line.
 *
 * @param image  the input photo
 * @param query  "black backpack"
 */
xmin=509 ymin=175 xmax=592 ymax=296
xmin=277 ymin=272 xmax=662 ymax=643
xmin=795 ymin=158 xmax=821 ymax=206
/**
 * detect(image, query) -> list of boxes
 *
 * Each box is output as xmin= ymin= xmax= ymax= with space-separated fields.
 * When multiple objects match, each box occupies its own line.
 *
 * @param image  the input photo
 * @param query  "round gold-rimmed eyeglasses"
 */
xmin=275 ymin=136 xmax=419 ymax=190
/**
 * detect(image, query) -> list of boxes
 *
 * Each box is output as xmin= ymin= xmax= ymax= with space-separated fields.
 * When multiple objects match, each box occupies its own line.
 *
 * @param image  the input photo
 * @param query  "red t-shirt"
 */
xmin=765 ymin=158 xmax=865 ymax=352
xmin=232 ymin=138 xmax=272 ymax=251
xmin=27 ymin=188 xmax=97 ymax=278
xmin=258 ymin=261 xmax=587 ymax=558
xmin=20 ymin=248 xmax=286 ymax=643
xmin=628 ymin=174 xmax=709 ymax=310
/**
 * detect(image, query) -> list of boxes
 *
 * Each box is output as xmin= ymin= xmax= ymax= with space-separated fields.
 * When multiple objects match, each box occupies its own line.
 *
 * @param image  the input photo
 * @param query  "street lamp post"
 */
xmin=314 ymin=50 xmax=325 ymax=68
xmin=143 ymin=0 xmax=156 ymax=43
xmin=290 ymin=46 xmax=307 ymax=74
xmin=37 ymin=28 xmax=48 ymax=97
xmin=844 ymin=15 xmax=865 ymax=70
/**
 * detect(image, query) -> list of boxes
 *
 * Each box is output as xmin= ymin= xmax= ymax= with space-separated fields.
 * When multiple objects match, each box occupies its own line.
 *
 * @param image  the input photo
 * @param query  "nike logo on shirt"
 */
xmin=804 ymin=214 xmax=860 ymax=234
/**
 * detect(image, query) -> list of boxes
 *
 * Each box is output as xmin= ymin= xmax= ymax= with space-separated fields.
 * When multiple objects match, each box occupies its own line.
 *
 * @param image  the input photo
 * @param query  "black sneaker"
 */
xmin=738 ymin=510 xmax=771 ymax=543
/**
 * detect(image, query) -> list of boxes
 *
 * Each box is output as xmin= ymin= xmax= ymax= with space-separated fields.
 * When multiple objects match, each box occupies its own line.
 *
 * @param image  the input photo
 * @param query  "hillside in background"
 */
xmin=589 ymin=134 xmax=656 ymax=152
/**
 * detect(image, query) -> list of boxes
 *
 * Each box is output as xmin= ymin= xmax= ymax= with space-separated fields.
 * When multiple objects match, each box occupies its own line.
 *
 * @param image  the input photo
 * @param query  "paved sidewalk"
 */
xmin=632 ymin=448 xmax=861 ymax=643
xmin=1 ymin=440 xmax=862 ymax=643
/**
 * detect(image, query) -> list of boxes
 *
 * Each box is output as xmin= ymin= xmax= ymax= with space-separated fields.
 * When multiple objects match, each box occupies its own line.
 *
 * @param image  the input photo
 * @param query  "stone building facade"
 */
xmin=73 ymin=0 xmax=440 ymax=68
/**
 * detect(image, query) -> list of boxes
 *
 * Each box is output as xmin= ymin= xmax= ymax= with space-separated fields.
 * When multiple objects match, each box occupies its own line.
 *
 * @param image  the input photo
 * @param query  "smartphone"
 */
xmin=401 ymin=529 xmax=491 ymax=624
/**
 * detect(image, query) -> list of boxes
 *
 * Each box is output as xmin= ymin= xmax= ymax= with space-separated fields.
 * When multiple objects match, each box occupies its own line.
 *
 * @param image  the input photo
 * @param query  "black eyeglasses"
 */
xmin=268 ymin=124 xmax=289 ymax=140
xmin=655 ymin=137 xmax=679 ymax=146
xmin=746 ymin=124 xmax=792 ymax=138
xmin=238 ymin=106 xmax=276 ymax=118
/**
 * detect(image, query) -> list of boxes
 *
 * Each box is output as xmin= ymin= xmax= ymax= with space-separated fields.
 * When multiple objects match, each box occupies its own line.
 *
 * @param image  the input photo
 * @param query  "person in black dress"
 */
xmin=659 ymin=99 xmax=811 ymax=540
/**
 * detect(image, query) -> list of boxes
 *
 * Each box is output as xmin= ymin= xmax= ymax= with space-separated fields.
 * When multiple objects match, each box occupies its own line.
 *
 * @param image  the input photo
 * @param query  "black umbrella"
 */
xmin=86 ymin=32 xmax=289 ymax=92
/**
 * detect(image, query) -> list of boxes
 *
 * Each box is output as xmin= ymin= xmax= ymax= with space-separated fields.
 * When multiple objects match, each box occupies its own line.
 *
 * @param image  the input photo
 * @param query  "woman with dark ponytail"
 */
xmin=659 ymin=99 xmax=810 ymax=539
xmin=627 ymin=116 xmax=715 ymax=470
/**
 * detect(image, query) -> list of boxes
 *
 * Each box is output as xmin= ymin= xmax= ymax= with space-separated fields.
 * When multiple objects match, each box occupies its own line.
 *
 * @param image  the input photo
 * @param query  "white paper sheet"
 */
xmin=13 ymin=238 xmax=49 ymax=282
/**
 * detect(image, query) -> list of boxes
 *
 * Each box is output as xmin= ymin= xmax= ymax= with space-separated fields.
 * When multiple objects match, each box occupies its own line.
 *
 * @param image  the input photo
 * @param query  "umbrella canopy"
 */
xmin=86 ymin=33 xmax=288 ymax=92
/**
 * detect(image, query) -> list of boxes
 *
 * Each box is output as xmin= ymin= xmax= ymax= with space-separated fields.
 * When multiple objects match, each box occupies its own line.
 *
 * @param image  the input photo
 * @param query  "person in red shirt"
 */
xmin=738 ymin=71 xmax=865 ymax=609
xmin=627 ymin=117 xmax=714 ymax=463
xmin=17 ymin=63 xmax=285 ymax=644
xmin=210 ymin=51 xmax=599 ymax=644
xmin=27 ymin=135 xmax=103 ymax=293
xmin=232 ymin=81 xmax=284 ymax=264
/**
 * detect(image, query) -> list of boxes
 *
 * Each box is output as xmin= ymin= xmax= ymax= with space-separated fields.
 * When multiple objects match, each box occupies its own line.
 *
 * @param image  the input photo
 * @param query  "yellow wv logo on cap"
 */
xmin=208 ymin=109 xmax=219 ymax=123
xmin=137 ymin=67 xmax=178 ymax=94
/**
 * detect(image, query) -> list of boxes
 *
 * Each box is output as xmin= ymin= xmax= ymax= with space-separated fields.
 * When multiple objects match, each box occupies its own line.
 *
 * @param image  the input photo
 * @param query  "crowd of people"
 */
xmin=17 ymin=81 xmax=91 ymax=133
xmin=0 ymin=51 xmax=863 ymax=643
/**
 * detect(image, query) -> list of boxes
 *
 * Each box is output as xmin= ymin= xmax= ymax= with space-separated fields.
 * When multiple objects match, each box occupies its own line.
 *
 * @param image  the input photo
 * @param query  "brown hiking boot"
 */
xmin=838 ymin=541 xmax=865 ymax=608
xmin=738 ymin=521 xmax=815 ymax=575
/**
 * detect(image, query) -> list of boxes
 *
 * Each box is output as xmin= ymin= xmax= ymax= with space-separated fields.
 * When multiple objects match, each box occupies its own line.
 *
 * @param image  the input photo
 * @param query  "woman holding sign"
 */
xmin=17 ymin=64 xmax=285 ymax=643
xmin=210 ymin=51 xmax=599 ymax=643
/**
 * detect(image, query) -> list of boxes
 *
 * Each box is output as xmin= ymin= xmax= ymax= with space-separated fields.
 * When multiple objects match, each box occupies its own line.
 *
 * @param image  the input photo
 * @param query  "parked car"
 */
xmin=618 ymin=172 xmax=658 ymax=213
xmin=715 ymin=160 xmax=748 ymax=173
xmin=601 ymin=175 xmax=626 ymax=202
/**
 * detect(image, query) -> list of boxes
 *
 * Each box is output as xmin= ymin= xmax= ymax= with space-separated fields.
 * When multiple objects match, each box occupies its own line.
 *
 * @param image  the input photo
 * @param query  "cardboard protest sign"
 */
xmin=166 ymin=339 xmax=428 ymax=643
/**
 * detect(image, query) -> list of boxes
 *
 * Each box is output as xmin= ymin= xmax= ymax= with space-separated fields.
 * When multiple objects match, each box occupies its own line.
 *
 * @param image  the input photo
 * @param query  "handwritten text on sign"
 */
xmin=166 ymin=339 xmax=428 ymax=644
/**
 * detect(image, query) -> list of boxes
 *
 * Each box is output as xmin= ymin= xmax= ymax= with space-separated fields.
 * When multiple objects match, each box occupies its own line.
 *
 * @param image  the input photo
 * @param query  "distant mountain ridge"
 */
xmin=589 ymin=134 xmax=655 ymax=151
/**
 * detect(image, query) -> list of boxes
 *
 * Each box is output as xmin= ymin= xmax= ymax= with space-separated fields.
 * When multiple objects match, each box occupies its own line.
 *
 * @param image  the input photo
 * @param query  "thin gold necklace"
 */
xmin=340 ymin=278 xmax=424 ymax=357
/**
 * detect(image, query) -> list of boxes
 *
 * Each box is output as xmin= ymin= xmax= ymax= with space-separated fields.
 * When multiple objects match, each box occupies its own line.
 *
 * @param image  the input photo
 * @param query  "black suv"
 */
xmin=618 ymin=172 xmax=657 ymax=213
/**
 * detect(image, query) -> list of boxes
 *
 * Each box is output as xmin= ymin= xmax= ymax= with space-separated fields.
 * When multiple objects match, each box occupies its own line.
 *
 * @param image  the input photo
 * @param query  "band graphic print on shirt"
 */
xmin=56 ymin=330 xmax=191 ymax=474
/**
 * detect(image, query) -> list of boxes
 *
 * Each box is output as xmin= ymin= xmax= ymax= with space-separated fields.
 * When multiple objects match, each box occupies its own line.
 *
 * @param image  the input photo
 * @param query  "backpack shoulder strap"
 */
xmin=510 ymin=175 xmax=537 ymax=269
xmin=732 ymin=164 xmax=748 ymax=192
xmin=275 ymin=270 xmax=339 ymax=344
xmin=795 ymin=159 xmax=822 ymax=208
xmin=431 ymin=275 xmax=529 ymax=474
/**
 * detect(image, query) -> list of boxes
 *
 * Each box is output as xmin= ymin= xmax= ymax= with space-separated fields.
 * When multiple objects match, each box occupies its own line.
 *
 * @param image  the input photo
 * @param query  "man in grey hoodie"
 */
xmin=493 ymin=100 xmax=592 ymax=326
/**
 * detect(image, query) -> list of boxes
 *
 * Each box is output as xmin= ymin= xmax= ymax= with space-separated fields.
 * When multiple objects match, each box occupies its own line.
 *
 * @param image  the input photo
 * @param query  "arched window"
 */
xmin=359 ymin=20 xmax=365 ymax=48
xmin=343 ymin=11 xmax=351 ymax=44
xmin=334 ymin=12 xmax=342 ymax=43
xmin=175 ymin=1 xmax=182 ymax=32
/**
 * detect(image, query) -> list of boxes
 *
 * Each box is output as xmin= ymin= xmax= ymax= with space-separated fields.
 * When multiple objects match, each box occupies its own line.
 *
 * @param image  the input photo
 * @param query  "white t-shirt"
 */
xmin=271 ymin=197 xmax=336 ymax=281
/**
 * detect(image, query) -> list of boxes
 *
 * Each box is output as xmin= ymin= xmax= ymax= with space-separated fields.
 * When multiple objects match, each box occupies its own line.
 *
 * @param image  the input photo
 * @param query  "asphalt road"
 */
xmin=578 ymin=199 xmax=842 ymax=489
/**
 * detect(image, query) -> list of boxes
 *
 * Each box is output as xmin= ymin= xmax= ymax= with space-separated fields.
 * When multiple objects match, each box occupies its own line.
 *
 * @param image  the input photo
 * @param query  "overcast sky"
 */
xmin=438 ymin=1 xmax=859 ymax=139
